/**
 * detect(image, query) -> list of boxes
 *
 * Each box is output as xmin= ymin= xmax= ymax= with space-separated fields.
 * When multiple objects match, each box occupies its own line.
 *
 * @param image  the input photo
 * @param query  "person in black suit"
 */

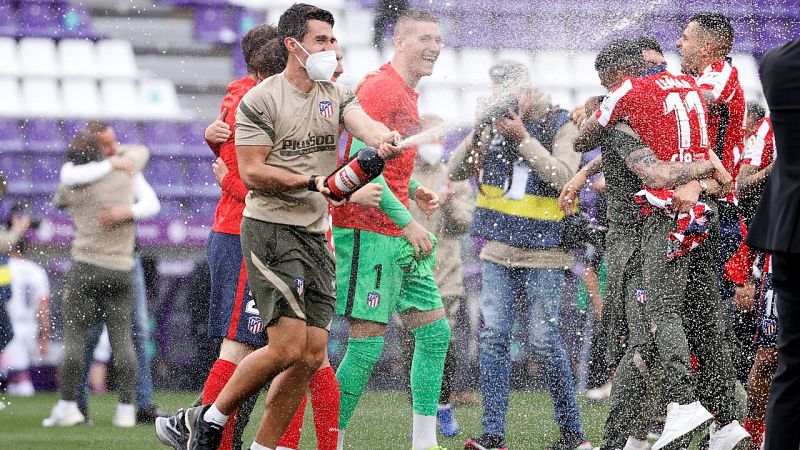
xmin=746 ymin=39 xmax=800 ymax=450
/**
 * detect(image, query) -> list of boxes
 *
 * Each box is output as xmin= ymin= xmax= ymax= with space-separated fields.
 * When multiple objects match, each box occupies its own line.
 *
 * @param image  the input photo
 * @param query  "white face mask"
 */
xmin=417 ymin=143 xmax=444 ymax=165
xmin=293 ymin=38 xmax=338 ymax=82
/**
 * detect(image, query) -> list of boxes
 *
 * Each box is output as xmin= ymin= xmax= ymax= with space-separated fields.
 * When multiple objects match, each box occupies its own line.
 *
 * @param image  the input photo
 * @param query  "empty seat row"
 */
xmin=0 ymin=1 xmax=95 ymax=39
xmin=0 ymin=119 xmax=210 ymax=156
xmin=337 ymin=45 xmax=762 ymax=95
xmin=0 ymin=77 xmax=181 ymax=119
xmin=0 ymin=37 xmax=138 ymax=78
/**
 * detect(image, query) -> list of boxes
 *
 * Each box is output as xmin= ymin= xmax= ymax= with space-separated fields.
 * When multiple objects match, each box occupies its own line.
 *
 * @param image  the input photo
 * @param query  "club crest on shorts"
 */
xmin=367 ymin=291 xmax=380 ymax=308
xmin=248 ymin=316 xmax=263 ymax=334
xmin=319 ymin=100 xmax=333 ymax=118
xmin=296 ymin=277 xmax=304 ymax=296
xmin=762 ymin=318 xmax=777 ymax=337
xmin=635 ymin=288 xmax=647 ymax=304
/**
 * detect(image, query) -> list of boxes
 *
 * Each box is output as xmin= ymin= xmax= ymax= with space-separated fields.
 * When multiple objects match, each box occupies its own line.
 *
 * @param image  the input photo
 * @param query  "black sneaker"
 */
xmin=464 ymin=433 xmax=507 ymax=450
xmin=546 ymin=429 xmax=592 ymax=450
xmin=155 ymin=409 xmax=189 ymax=450
xmin=138 ymin=404 xmax=168 ymax=424
xmin=184 ymin=405 xmax=224 ymax=450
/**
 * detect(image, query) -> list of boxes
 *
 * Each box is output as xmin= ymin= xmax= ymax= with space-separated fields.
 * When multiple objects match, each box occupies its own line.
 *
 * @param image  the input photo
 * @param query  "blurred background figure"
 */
xmin=1 ymin=236 xmax=50 ymax=397
xmin=0 ymin=174 xmax=31 ymax=356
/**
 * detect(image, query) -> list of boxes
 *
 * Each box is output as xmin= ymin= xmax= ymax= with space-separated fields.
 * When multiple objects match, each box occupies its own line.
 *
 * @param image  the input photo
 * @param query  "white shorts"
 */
xmin=2 ymin=323 xmax=37 ymax=372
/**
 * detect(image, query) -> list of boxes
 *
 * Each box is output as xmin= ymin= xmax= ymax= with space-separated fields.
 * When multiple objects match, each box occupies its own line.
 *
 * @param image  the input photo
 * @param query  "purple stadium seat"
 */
xmin=158 ymin=199 xmax=185 ymax=220
xmin=29 ymin=155 xmax=62 ymax=192
xmin=193 ymin=5 xmax=240 ymax=44
xmin=0 ymin=154 xmax=27 ymax=189
xmin=185 ymin=156 xmax=218 ymax=196
xmin=109 ymin=120 xmax=142 ymax=145
xmin=23 ymin=118 xmax=66 ymax=153
xmin=61 ymin=119 xmax=87 ymax=140
xmin=186 ymin=197 xmax=217 ymax=222
xmin=60 ymin=5 xmax=96 ymax=39
xmin=146 ymin=156 xmax=186 ymax=195
xmin=179 ymin=121 xmax=212 ymax=157
xmin=0 ymin=119 xmax=24 ymax=152
xmin=159 ymin=0 xmax=226 ymax=6
xmin=143 ymin=122 xmax=183 ymax=155
xmin=17 ymin=1 xmax=63 ymax=37
xmin=730 ymin=17 xmax=756 ymax=53
xmin=0 ymin=3 xmax=18 ymax=37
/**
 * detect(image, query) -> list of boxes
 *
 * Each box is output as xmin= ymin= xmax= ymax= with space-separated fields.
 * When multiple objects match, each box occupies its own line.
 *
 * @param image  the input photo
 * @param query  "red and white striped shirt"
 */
xmin=696 ymin=59 xmax=747 ymax=203
xmin=741 ymin=117 xmax=776 ymax=170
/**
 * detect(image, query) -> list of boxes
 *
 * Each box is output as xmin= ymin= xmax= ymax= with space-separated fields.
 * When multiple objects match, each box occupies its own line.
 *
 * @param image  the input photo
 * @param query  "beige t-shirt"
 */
xmin=235 ymin=73 xmax=362 ymax=233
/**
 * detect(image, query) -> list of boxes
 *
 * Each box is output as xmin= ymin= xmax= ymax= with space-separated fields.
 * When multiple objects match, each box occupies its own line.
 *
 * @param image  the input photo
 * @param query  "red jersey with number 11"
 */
xmin=595 ymin=73 xmax=711 ymax=164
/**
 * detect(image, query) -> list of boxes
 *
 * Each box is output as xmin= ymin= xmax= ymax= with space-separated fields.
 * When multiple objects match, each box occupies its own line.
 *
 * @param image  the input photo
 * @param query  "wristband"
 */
xmin=308 ymin=175 xmax=320 ymax=192
xmin=698 ymin=180 xmax=709 ymax=193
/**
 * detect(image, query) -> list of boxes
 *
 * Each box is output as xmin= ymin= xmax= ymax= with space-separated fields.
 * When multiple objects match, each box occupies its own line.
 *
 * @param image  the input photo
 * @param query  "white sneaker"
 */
xmin=624 ymin=436 xmax=652 ymax=450
xmin=7 ymin=380 xmax=35 ymax=397
xmin=651 ymin=401 xmax=713 ymax=450
xmin=708 ymin=420 xmax=751 ymax=450
xmin=586 ymin=381 xmax=613 ymax=401
xmin=42 ymin=400 xmax=86 ymax=427
xmin=112 ymin=403 xmax=136 ymax=428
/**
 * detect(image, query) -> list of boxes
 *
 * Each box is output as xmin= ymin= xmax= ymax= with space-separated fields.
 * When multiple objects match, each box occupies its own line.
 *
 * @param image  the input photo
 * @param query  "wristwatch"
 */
xmin=698 ymin=180 xmax=709 ymax=193
xmin=308 ymin=175 xmax=320 ymax=192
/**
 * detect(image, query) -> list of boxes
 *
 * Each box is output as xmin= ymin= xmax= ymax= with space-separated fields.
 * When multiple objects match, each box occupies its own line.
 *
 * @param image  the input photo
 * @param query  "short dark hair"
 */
xmin=690 ymin=12 xmax=734 ymax=55
xmin=86 ymin=120 xmax=110 ymax=135
xmin=241 ymin=24 xmax=279 ymax=73
xmin=595 ymin=39 xmax=646 ymax=73
xmin=394 ymin=9 xmax=439 ymax=36
xmin=635 ymin=35 xmax=663 ymax=55
xmin=278 ymin=3 xmax=334 ymax=43
xmin=251 ymin=38 xmax=288 ymax=77
xmin=65 ymin=131 xmax=104 ymax=165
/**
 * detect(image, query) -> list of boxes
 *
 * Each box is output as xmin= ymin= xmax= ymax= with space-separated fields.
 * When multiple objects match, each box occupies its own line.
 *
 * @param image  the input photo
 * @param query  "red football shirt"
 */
xmin=596 ymin=73 xmax=711 ymax=165
xmin=211 ymin=76 xmax=257 ymax=235
xmin=741 ymin=117 xmax=775 ymax=170
xmin=331 ymin=62 xmax=421 ymax=237
xmin=696 ymin=59 xmax=747 ymax=202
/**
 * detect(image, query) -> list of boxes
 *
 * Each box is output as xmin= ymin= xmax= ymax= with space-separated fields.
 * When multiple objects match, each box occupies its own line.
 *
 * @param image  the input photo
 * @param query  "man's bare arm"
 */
xmin=624 ymin=147 xmax=715 ymax=189
xmin=582 ymin=155 xmax=604 ymax=177
xmin=236 ymin=145 xmax=309 ymax=192
xmin=737 ymin=162 xmax=773 ymax=201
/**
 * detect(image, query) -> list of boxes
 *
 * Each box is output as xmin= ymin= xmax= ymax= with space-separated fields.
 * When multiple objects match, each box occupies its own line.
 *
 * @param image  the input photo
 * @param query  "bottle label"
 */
xmin=334 ymin=165 xmax=362 ymax=194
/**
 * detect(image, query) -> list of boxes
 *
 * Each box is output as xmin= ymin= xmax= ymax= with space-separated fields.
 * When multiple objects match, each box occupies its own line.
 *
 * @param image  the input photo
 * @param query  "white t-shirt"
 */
xmin=6 ymin=257 xmax=50 ymax=326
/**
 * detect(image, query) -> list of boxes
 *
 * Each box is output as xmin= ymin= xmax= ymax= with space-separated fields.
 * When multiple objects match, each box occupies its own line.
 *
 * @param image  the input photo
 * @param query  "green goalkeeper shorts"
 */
xmin=333 ymin=227 xmax=443 ymax=324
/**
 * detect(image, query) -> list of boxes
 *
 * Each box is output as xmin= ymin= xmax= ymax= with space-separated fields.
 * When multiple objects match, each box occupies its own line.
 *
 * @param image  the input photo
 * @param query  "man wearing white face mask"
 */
xmin=159 ymin=4 xmax=403 ymax=450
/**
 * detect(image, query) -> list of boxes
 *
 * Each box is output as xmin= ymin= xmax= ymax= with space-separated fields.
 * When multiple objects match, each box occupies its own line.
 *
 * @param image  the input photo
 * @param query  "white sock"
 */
xmin=250 ymin=443 xmax=273 ymax=450
xmin=412 ymin=413 xmax=437 ymax=450
xmin=203 ymin=403 xmax=230 ymax=426
xmin=337 ymin=429 xmax=346 ymax=450
xmin=116 ymin=403 xmax=135 ymax=417
xmin=437 ymin=403 xmax=452 ymax=411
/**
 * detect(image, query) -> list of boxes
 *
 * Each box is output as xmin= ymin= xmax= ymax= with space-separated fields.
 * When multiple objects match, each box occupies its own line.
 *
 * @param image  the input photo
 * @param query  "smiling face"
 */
xmin=676 ymin=21 xmax=710 ymax=76
xmin=396 ymin=20 xmax=442 ymax=79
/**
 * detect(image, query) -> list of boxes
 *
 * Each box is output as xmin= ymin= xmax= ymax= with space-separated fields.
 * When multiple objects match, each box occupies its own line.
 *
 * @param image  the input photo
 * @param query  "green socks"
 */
xmin=335 ymin=336 xmax=385 ymax=430
xmin=410 ymin=318 xmax=452 ymax=416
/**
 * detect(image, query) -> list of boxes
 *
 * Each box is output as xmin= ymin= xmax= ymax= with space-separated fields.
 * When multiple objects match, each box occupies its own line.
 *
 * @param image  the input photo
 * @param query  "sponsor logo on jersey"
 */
xmin=248 ymin=316 xmax=263 ymax=334
xmin=280 ymin=133 xmax=337 ymax=156
xmin=319 ymin=100 xmax=333 ymax=118
xmin=635 ymin=288 xmax=647 ymax=304
xmin=296 ymin=277 xmax=305 ymax=296
xmin=367 ymin=291 xmax=380 ymax=309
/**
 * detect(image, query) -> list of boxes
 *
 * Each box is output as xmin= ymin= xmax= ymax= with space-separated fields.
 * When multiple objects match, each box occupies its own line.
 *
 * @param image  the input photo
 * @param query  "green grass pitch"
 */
xmin=0 ymin=391 xmax=611 ymax=449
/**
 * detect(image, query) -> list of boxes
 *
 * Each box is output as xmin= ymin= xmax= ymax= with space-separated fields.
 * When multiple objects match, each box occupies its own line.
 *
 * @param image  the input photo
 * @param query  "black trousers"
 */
xmin=765 ymin=252 xmax=800 ymax=450
xmin=0 ymin=303 xmax=13 ymax=351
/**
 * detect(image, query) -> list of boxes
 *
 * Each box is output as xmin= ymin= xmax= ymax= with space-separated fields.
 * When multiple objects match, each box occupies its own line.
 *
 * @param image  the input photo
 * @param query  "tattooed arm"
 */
xmin=623 ymin=147 xmax=715 ymax=189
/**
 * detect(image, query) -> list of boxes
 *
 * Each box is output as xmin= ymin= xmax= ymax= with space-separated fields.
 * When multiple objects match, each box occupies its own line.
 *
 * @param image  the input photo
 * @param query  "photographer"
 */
xmin=0 ymin=174 xmax=31 ymax=352
xmin=449 ymin=61 xmax=588 ymax=450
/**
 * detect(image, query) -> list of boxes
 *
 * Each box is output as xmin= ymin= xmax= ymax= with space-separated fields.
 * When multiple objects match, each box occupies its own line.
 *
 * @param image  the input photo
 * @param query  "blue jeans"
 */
xmin=77 ymin=255 xmax=154 ymax=409
xmin=479 ymin=261 xmax=583 ymax=436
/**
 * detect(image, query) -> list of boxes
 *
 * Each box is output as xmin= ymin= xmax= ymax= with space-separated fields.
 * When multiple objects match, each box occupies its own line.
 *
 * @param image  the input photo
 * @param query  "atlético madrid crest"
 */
xmin=319 ymin=100 xmax=333 ymax=118
xmin=367 ymin=291 xmax=380 ymax=308
xmin=248 ymin=316 xmax=263 ymax=334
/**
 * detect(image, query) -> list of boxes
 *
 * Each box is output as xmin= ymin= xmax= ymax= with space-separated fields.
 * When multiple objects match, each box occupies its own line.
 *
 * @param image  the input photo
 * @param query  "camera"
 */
xmin=477 ymin=94 xmax=519 ymax=126
xmin=7 ymin=202 xmax=42 ymax=230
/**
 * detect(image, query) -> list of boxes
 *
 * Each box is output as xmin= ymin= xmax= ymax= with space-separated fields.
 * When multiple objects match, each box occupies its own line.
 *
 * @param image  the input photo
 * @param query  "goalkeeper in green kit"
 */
xmin=331 ymin=9 xmax=450 ymax=450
